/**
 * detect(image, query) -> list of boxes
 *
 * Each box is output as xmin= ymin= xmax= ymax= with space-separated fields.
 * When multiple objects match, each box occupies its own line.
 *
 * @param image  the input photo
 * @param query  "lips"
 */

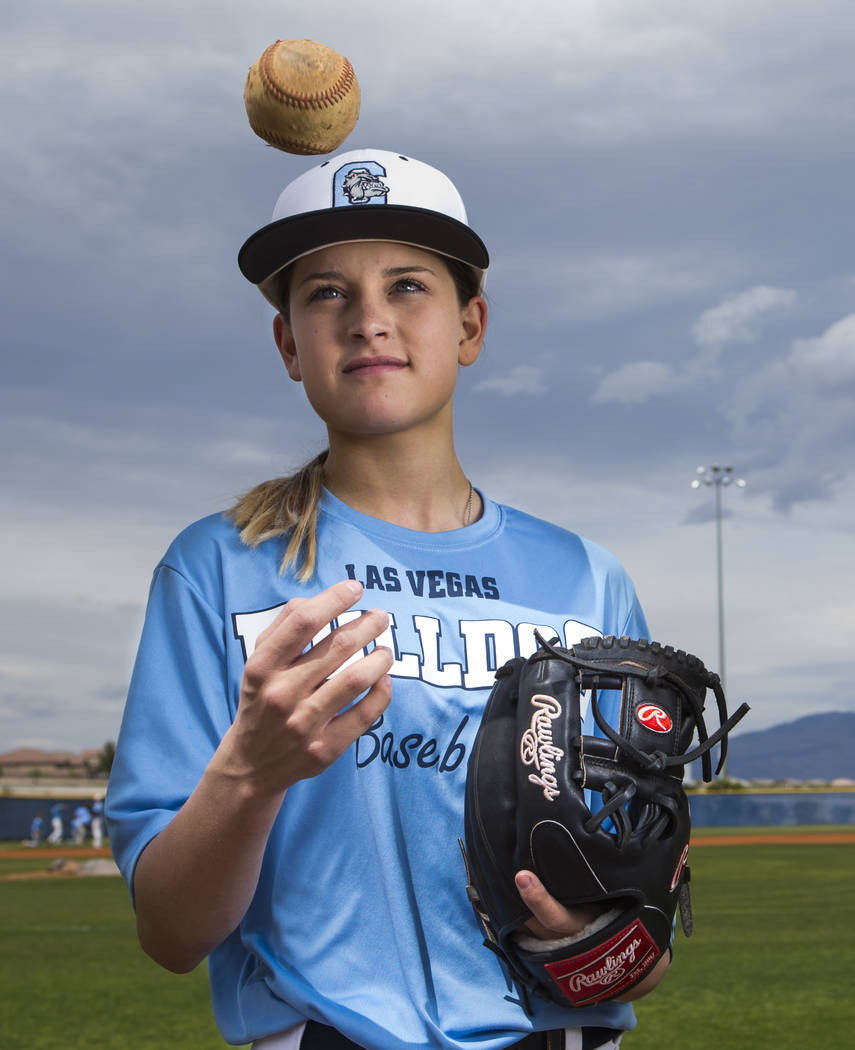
xmin=342 ymin=356 xmax=408 ymax=375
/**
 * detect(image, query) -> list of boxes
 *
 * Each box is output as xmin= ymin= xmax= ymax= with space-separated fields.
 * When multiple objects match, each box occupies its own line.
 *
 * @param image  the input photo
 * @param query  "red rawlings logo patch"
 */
xmin=636 ymin=703 xmax=672 ymax=734
xmin=544 ymin=919 xmax=659 ymax=1007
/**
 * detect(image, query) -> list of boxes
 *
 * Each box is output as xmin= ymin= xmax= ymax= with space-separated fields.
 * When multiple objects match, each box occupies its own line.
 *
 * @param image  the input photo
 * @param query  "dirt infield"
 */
xmin=2 ymin=863 xmax=118 ymax=881
xmin=0 ymin=846 xmax=113 ymax=860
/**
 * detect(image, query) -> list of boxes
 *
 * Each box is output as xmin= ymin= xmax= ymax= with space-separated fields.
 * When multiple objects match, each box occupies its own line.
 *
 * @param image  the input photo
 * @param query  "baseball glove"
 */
xmin=461 ymin=634 xmax=749 ymax=1010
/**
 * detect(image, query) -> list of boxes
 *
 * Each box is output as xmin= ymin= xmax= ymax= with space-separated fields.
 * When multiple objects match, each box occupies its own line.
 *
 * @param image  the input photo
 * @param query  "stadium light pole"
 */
xmin=691 ymin=465 xmax=746 ymax=775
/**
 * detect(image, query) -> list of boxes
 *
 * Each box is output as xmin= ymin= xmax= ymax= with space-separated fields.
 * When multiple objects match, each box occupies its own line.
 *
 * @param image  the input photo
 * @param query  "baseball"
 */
xmin=243 ymin=39 xmax=360 ymax=155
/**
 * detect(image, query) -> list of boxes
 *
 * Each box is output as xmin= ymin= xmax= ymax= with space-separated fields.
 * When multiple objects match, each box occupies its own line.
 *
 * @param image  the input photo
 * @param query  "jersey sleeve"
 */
xmin=597 ymin=540 xmax=649 ymax=642
xmin=619 ymin=588 xmax=649 ymax=640
xmin=105 ymin=562 xmax=233 ymax=903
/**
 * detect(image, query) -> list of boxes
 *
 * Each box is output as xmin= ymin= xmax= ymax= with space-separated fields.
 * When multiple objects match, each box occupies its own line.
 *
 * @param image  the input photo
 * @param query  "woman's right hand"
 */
xmin=214 ymin=579 xmax=394 ymax=795
xmin=133 ymin=580 xmax=393 ymax=972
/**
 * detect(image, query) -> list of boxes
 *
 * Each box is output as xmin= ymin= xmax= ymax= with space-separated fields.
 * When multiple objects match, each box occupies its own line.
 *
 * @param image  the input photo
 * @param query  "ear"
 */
xmin=273 ymin=313 xmax=302 ymax=382
xmin=457 ymin=296 xmax=487 ymax=368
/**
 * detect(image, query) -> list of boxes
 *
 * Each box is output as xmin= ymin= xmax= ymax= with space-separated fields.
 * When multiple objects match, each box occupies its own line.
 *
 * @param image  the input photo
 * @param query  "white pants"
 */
xmin=253 ymin=1025 xmax=305 ymax=1050
xmin=252 ymin=1026 xmax=622 ymax=1050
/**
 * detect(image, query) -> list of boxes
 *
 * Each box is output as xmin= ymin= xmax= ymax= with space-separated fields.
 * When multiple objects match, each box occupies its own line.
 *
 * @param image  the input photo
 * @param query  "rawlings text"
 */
xmin=567 ymin=937 xmax=644 ymax=993
xmin=520 ymin=693 xmax=564 ymax=801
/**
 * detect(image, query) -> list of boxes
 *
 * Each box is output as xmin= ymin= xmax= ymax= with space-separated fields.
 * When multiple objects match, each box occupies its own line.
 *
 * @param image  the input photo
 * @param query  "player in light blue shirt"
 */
xmin=72 ymin=805 xmax=92 ymax=844
xmin=107 ymin=149 xmax=668 ymax=1050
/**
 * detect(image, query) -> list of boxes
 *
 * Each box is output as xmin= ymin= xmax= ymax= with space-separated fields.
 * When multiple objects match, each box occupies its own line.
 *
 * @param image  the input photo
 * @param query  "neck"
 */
xmin=323 ymin=431 xmax=481 ymax=531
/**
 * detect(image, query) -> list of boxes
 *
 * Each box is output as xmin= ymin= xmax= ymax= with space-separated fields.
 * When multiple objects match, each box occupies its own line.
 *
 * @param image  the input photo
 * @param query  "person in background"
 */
xmin=47 ymin=802 xmax=65 ymax=845
xmin=27 ymin=811 xmax=45 ymax=847
xmin=91 ymin=799 xmax=105 ymax=848
xmin=72 ymin=803 xmax=92 ymax=845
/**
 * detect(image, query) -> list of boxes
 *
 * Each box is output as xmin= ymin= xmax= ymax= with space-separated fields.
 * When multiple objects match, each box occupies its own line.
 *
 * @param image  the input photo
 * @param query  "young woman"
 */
xmin=106 ymin=149 xmax=667 ymax=1050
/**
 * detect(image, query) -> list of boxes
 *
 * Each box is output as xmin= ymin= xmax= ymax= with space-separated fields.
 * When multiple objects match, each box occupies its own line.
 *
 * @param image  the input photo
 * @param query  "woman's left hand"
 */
xmin=515 ymin=869 xmax=604 ymax=940
xmin=514 ymin=869 xmax=671 ymax=1001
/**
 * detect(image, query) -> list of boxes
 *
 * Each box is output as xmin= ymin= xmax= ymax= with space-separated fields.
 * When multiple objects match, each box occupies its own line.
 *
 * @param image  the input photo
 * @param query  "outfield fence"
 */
xmin=687 ymin=789 xmax=855 ymax=826
xmin=0 ymin=793 xmax=105 ymax=841
xmin=2 ymin=788 xmax=854 ymax=840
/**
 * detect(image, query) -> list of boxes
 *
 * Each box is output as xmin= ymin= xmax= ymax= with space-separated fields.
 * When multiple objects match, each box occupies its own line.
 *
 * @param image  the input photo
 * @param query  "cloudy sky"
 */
xmin=3 ymin=0 xmax=854 ymax=751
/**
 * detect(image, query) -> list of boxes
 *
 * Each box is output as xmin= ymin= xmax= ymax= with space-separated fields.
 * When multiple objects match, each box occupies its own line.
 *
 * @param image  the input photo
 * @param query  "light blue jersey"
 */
xmin=106 ymin=491 xmax=648 ymax=1048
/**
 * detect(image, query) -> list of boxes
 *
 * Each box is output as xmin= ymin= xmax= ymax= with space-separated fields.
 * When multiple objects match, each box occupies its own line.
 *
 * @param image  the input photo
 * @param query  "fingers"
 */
xmin=230 ymin=581 xmax=397 ymax=792
xmin=253 ymin=579 xmax=368 ymax=671
xmin=515 ymin=870 xmax=569 ymax=939
xmin=294 ymin=605 xmax=390 ymax=688
xmin=515 ymin=870 xmax=607 ymax=939
xmin=307 ymin=661 xmax=394 ymax=766
xmin=247 ymin=581 xmax=392 ymax=691
xmin=281 ymin=636 xmax=395 ymax=739
xmin=283 ymin=646 xmax=394 ymax=779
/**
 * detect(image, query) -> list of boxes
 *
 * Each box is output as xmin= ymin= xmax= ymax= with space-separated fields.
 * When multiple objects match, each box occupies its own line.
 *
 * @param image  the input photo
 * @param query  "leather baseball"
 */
xmin=244 ymin=39 xmax=360 ymax=155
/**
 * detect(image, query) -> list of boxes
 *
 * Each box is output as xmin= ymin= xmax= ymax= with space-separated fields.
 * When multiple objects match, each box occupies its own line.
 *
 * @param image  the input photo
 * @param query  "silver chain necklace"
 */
xmin=464 ymin=480 xmax=474 ymax=526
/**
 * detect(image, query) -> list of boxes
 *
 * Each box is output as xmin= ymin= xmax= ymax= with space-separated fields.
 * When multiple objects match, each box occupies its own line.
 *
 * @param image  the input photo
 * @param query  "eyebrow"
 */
xmin=385 ymin=266 xmax=436 ymax=277
xmin=296 ymin=265 xmax=437 ymax=288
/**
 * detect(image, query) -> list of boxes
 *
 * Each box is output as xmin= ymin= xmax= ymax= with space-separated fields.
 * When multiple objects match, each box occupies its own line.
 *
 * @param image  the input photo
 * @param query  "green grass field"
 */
xmin=689 ymin=823 xmax=854 ymax=837
xmin=0 ymin=851 xmax=247 ymax=1050
xmin=1 ymin=836 xmax=852 ymax=1049
xmin=628 ymin=839 xmax=855 ymax=1048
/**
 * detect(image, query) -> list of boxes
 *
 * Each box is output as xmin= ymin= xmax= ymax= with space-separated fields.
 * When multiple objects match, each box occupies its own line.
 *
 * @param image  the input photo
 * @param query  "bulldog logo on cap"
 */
xmin=334 ymin=160 xmax=390 ymax=206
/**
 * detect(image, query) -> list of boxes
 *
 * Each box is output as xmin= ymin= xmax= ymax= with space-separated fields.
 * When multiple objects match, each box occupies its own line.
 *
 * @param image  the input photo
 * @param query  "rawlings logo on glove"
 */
xmin=546 ymin=919 xmax=658 ymax=1006
xmin=520 ymin=694 xmax=565 ymax=801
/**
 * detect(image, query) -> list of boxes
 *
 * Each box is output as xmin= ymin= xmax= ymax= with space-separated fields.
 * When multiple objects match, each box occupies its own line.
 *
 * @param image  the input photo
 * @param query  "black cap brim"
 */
xmin=238 ymin=204 xmax=489 ymax=286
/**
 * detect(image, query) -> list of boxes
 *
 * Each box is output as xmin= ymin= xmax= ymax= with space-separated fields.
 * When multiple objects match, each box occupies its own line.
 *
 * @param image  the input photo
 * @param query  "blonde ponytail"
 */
xmin=226 ymin=450 xmax=328 ymax=582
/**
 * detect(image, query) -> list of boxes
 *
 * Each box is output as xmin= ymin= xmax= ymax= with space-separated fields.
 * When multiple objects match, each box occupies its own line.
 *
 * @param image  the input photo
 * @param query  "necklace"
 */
xmin=464 ymin=480 xmax=474 ymax=526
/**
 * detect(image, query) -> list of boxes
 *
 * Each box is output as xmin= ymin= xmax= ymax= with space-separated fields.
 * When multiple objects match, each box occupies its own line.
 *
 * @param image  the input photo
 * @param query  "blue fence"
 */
xmin=0 ymin=796 xmax=105 ymax=843
xmin=687 ymin=791 xmax=855 ymax=827
xmin=1 ymin=791 xmax=854 ymax=842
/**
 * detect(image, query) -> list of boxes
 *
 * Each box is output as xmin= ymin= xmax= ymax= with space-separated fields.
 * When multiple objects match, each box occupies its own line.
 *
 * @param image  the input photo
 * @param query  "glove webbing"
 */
xmin=586 ymin=676 xmax=750 ymax=782
xmin=533 ymin=633 xmax=749 ymax=782
xmin=580 ymin=777 xmax=676 ymax=849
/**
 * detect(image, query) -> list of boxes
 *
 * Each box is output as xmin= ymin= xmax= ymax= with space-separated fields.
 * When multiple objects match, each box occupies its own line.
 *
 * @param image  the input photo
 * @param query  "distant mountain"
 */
xmin=724 ymin=711 xmax=855 ymax=781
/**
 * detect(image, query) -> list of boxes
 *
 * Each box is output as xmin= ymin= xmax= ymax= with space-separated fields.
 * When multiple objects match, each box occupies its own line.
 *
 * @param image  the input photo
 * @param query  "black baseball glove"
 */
xmin=461 ymin=634 xmax=749 ymax=1010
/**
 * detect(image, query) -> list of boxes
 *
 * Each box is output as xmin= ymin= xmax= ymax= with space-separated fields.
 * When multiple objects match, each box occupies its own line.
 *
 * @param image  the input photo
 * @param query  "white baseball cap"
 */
xmin=238 ymin=148 xmax=489 ymax=307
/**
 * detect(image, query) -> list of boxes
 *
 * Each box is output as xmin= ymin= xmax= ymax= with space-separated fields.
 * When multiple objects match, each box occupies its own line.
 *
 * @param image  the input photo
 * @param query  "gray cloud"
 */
xmin=3 ymin=1 xmax=855 ymax=747
xmin=791 ymin=314 xmax=855 ymax=382
xmin=692 ymin=286 xmax=797 ymax=348
xmin=474 ymin=365 xmax=551 ymax=397
xmin=722 ymin=312 xmax=855 ymax=509
xmin=591 ymin=361 xmax=680 ymax=405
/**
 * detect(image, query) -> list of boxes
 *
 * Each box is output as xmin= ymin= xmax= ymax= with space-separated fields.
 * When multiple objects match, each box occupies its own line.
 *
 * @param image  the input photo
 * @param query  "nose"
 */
xmin=347 ymin=291 xmax=390 ymax=342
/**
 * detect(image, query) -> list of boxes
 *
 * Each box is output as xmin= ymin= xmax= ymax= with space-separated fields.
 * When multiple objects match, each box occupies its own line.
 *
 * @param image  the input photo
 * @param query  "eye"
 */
xmin=392 ymin=276 xmax=428 ymax=294
xmin=307 ymin=284 xmax=343 ymax=303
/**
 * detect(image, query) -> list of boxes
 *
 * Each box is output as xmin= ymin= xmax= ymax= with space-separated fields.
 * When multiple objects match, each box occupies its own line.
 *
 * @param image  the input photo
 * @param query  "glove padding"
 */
xmin=461 ymin=634 xmax=750 ymax=1010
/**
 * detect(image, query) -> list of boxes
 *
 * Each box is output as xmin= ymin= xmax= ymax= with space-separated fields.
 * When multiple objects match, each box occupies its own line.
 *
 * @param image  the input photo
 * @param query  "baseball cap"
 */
xmin=238 ymin=148 xmax=489 ymax=307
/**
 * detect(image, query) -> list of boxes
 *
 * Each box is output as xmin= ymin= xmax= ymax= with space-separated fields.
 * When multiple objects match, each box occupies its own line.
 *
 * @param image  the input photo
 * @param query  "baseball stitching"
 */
xmin=258 ymin=41 xmax=356 ymax=111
